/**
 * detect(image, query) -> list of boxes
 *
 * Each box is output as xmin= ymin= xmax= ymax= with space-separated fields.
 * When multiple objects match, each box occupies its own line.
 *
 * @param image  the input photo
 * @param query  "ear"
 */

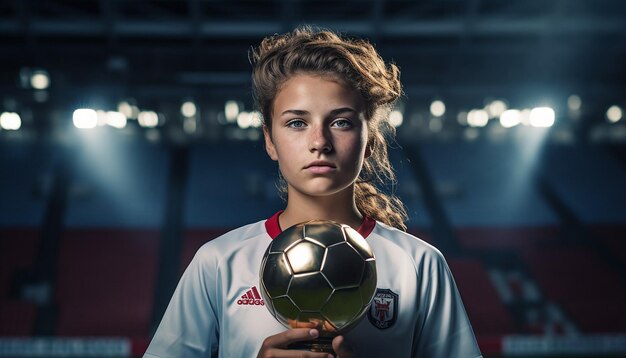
xmin=263 ymin=126 xmax=278 ymax=161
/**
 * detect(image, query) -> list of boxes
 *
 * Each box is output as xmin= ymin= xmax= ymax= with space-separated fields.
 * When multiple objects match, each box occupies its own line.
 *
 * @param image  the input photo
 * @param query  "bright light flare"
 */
xmin=487 ymin=100 xmax=507 ymax=118
xmin=0 ymin=112 xmax=21 ymax=130
xmin=138 ymin=111 xmax=159 ymax=128
xmin=250 ymin=111 xmax=263 ymax=128
xmin=389 ymin=110 xmax=404 ymax=127
xmin=96 ymin=110 xmax=108 ymax=126
xmin=118 ymin=101 xmax=133 ymax=118
xmin=237 ymin=111 xmax=252 ymax=129
xmin=73 ymin=109 xmax=98 ymax=129
xmin=106 ymin=111 xmax=127 ymax=128
xmin=30 ymin=70 xmax=50 ymax=90
xmin=467 ymin=109 xmax=489 ymax=127
xmin=500 ymin=109 xmax=521 ymax=128
xmin=225 ymin=100 xmax=240 ymax=122
xmin=607 ymin=105 xmax=623 ymax=123
xmin=430 ymin=100 xmax=445 ymax=117
xmin=181 ymin=101 xmax=197 ymax=117
xmin=529 ymin=107 xmax=555 ymax=128
xmin=235 ymin=111 xmax=263 ymax=129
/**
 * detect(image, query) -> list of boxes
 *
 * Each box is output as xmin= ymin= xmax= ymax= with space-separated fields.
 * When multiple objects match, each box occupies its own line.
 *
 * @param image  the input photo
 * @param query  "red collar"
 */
xmin=264 ymin=210 xmax=376 ymax=240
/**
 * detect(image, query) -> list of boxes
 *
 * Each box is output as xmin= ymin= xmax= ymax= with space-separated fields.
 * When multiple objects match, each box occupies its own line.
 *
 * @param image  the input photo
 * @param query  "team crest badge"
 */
xmin=367 ymin=288 xmax=398 ymax=329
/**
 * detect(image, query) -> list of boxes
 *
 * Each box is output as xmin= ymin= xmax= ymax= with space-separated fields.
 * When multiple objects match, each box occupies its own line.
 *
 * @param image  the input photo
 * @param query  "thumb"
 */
xmin=332 ymin=335 xmax=355 ymax=358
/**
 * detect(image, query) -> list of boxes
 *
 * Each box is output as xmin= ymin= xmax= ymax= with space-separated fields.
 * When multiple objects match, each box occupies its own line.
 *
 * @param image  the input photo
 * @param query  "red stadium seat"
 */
xmin=0 ymin=300 xmax=37 ymax=336
xmin=522 ymin=245 xmax=626 ymax=333
xmin=457 ymin=226 xmax=561 ymax=251
xmin=0 ymin=229 xmax=39 ymax=299
xmin=448 ymin=258 xmax=515 ymax=335
xmin=56 ymin=230 xmax=159 ymax=337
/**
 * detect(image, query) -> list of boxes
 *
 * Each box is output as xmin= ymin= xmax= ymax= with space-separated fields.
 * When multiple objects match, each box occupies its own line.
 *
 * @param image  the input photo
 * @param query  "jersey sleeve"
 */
xmin=144 ymin=246 xmax=220 ymax=358
xmin=413 ymin=248 xmax=483 ymax=358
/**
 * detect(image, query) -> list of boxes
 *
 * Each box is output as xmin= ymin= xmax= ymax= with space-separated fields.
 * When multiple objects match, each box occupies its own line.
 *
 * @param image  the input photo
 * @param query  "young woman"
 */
xmin=145 ymin=27 xmax=482 ymax=358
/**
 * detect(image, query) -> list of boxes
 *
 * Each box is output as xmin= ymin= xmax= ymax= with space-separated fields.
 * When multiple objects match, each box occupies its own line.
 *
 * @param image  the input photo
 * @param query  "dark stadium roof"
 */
xmin=1 ymin=0 xmax=625 ymax=140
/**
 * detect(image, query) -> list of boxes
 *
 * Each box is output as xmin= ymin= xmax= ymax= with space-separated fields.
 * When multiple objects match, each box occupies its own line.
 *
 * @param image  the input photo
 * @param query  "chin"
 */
xmin=304 ymin=185 xmax=353 ymax=197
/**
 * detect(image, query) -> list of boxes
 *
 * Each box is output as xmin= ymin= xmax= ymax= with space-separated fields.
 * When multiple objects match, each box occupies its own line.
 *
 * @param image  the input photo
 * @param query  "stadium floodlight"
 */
xmin=30 ymin=70 xmax=50 ymax=90
xmin=607 ymin=105 xmax=623 ymax=123
xmin=237 ymin=111 xmax=252 ymax=129
xmin=430 ymin=100 xmax=445 ymax=117
xmin=487 ymin=100 xmax=507 ymax=118
xmin=181 ymin=101 xmax=197 ymax=118
xmin=0 ymin=112 xmax=21 ymax=130
xmin=225 ymin=100 xmax=240 ymax=123
xmin=529 ymin=107 xmax=555 ymax=128
xmin=500 ymin=109 xmax=521 ymax=128
xmin=388 ymin=110 xmax=403 ymax=127
xmin=96 ymin=110 xmax=108 ymax=126
xmin=106 ymin=111 xmax=127 ymax=129
xmin=118 ymin=101 xmax=133 ymax=118
xmin=73 ymin=109 xmax=98 ymax=129
xmin=138 ymin=111 xmax=159 ymax=128
xmin=250 ymin=111 xmax=263 ymax=128
xmin=467 ymin=109 xmax=489 ymax=127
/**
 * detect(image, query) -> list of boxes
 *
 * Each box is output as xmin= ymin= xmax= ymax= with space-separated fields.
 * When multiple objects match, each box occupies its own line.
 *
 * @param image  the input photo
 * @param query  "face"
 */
xmin=264 ymin=74 xmax=370 ymax=198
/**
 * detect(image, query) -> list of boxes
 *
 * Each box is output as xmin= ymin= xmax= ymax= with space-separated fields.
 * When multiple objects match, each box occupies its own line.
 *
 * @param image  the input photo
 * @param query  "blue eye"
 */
xmin=332 ymin=119 xmax=352 ymax=128
xmin=287 ymin=120 xmax=306 ymax=128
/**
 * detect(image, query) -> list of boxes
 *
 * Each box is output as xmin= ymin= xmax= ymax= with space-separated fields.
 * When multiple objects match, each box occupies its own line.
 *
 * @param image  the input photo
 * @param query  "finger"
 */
xmin=264 ymin=328 xmax=320 ymax=349
xmin=288 ymin=319 xmax=319 ymax=329
xmin=332 ymin=336 xmax=355 ymax=358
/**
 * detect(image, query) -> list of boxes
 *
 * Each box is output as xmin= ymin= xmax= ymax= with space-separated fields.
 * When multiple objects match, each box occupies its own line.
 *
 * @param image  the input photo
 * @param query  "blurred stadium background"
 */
xmin=1 ymin=0 xmax=626 ymax=357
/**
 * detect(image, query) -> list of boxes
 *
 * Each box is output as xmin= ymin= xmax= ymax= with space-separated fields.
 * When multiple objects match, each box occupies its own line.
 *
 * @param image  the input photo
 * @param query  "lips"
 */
xmin=304 ymin=160 xmax=336 ymax=174
xmin=304 ymin=160 xmax=336 ymax=169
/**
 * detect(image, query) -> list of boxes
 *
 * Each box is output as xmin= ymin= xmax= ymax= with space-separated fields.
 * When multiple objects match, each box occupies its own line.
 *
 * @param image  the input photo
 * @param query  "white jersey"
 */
xmin=145 ymin=212 xmax=482 ymax=358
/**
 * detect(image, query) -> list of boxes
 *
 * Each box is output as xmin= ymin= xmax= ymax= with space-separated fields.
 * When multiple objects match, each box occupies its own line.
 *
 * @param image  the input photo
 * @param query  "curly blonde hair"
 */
xmin=250 ymin=26 xmax=408 ymax=231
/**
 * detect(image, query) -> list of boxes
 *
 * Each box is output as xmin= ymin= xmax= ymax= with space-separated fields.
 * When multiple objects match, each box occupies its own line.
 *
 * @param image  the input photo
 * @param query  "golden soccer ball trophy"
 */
xmin=259 ymin=220 xmax=377 ymax=353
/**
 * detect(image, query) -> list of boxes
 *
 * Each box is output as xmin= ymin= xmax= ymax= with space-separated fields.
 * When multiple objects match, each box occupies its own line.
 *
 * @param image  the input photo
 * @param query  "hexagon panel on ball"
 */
xmin=342 ymin=226 xmax=374 ymax=260
xmin=288 ymin=272 xmax=333 ymax=311
xmin=322 ymin=287 xmax=364 ymax=330
xmin=359 ymin=260 xmax=377 ymax=306
xmin=271 ymin=296 xmax=301 ymax=325
xmin=302 ymin=221 xmax=347 ymax=247
xmin=285 ymin=240 xmax=326 ymax=274
xmin=269 ymin=225 xmax=304 ymax=254
xmin=322 ymin=243 xmax=365 ymax=289
xmin=262 ymin=252 xmax=293 ymax=298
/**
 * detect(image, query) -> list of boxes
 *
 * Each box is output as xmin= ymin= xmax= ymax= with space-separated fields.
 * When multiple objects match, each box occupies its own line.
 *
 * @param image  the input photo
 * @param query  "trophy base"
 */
xmin=288 ymin=336 xmax=334 ymax=354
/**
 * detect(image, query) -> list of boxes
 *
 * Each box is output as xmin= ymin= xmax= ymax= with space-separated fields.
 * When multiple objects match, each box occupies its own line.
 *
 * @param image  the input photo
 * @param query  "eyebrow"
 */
xmin=280 ymin=107 xmax=358 ymax=117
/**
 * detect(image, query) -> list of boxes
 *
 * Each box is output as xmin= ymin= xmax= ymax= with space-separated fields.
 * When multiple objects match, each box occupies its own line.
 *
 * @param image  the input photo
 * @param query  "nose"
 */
xmin=309 ymin=125 xmax=332 ymax=153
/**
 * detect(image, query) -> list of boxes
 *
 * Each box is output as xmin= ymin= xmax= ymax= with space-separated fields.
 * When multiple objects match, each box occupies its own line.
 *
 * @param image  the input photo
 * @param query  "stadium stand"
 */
xmin=521 ymin=244 xmax=626 ymax=333
xmin=449 ymin=258 xmax=516 ymax=335
xmin=0 ymin=229 xmax=39 ymax=299
xmin=0 ymin=300 xmax=37 ymax=336
xmin=0 ymin=229 xmax=40 ymax=336
xmin=56 ymin=230 xmax=159 ymax=337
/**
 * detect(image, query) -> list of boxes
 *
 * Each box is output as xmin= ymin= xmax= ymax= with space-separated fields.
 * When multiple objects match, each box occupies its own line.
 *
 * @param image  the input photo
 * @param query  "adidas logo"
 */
xmin=237 ymin=286 xmax=265 ymax=306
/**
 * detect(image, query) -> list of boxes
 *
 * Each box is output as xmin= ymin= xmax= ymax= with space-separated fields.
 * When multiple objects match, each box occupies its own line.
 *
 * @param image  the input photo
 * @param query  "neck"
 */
xmin=280 ymin=185 xmax=363 ymax=231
